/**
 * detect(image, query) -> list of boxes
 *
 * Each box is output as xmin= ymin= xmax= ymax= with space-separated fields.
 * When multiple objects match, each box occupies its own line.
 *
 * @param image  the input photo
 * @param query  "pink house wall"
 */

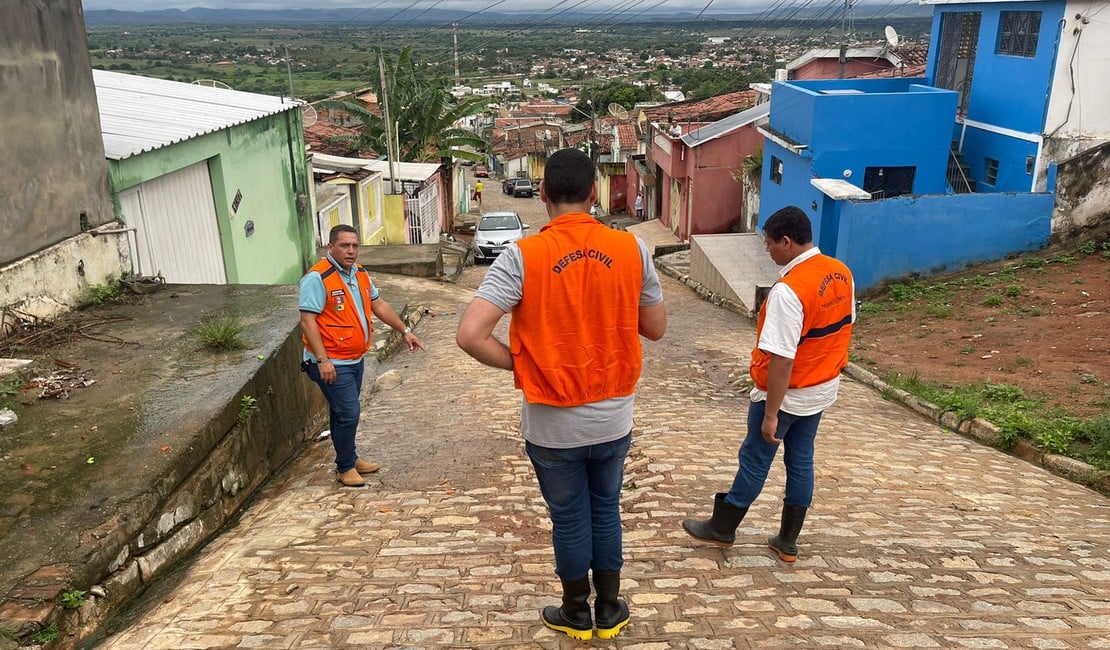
xmin=792 ymin=58 xmax=895 ymax=81
xmin=651 ymin=121 xmax=764 ymax=240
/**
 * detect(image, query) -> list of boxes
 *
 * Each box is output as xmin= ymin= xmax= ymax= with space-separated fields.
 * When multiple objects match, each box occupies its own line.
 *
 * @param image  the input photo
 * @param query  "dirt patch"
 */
xmin=850 ymin=236 xmax=1109 ymax=420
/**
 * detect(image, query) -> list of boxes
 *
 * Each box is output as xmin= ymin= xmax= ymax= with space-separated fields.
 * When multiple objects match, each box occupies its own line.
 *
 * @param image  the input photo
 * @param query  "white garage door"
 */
xmin=118 ymin=161 xmax=227 ymax=284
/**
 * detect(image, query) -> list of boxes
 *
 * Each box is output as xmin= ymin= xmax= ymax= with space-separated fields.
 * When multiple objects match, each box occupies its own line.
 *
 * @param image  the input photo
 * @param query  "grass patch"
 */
xmin=925 ymin=303 xmax=952 ymax=318
xmin=1004 ymin=285 xmax=1022 ymax=297
xmin=32 ymin=625 xmax=60 ymax=644
xmin=982 ymin=293 xmax=1005 ymax=307
xmin=881 ymin=373 xmax=1109 ymax=470
xmin=194 ymin=315 xmax=248 ymax=351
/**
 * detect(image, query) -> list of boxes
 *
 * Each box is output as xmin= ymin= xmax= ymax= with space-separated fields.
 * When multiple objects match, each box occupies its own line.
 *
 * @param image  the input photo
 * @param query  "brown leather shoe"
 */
xmin=354 ymin=458 xmax=381 ymax=474
xmin=335 ymin=468 xmax=366 ymax=487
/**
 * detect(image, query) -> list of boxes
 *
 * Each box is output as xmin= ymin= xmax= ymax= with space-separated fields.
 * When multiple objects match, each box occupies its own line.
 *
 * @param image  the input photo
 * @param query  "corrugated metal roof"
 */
xmin=681 ymin=103 xmax=770 ymax=148
xmin=94 ymin=69 xmax=300 ymax=160
xmin=312 ymin=152 xmax=441 ymax=183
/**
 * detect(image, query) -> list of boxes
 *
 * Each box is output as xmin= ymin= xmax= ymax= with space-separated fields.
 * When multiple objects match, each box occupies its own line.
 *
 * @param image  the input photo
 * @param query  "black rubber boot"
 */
xmin=768 ymin=504 xmax=808 ymax=563
xmin=541 ymin=576 xmax=593 ymax=640
xmin=593 ymin=570 xmax=630 ymax=639
xmin=682 ymin=493 xmax=748 ymax=547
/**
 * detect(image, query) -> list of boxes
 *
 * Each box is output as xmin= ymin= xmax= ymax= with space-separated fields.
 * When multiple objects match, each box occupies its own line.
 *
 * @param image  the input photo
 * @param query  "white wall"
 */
xmin=0 ymin=224 xmax=131 ymax=334
xmin=1045 ymin=1 xmax=1110 ymax=142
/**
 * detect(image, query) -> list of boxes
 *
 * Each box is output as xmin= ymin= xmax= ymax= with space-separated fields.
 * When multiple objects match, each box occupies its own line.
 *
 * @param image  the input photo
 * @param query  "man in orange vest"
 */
xmin=683 ymin=205 xmax=854 ymax=563
xmin=300 ymin=225 xmax=426 ymax=488
xmin=456 ymin=148 xmax=667 ymax=641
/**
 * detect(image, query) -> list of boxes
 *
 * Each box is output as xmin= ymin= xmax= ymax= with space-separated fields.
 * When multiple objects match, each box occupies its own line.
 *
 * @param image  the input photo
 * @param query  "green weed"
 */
xmin=194 ymin=315 xmax=248 ymax=351
xmin=926 ymin=303 xmax=952 ymax=318
xmin=61 ymin=588 xmax=87 ymax=609
xmin=1014 ymin=356 xmax=1033 ymax=367
xmin=78 ymin=278 xmax=119 ymax=308
xmin=1076 ymin=241 xmax=1097 ymax=255
xmin=1070 ymin=277 xmax=1085 ymax=285
xmin=1004 ymin=285 xmax=1022 ymax=297
xmin=982 ymin=294 xmax=1005 ymax=307
xmin=888 ymin=282 xmax=923 ymax=302
xmin=237 ymin=395 xmax=258 ymax=426
xmin=857 ymin=301 xmax=884 ymax=316
xmin=32 ymin=625 xmax=60 ymax=644
xmin=0 ymin=375 xmax=22 ymax=410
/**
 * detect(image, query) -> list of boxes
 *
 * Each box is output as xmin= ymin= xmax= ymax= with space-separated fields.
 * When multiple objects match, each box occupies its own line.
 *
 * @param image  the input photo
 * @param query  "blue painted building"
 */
xmin=757 ymin=0 xmax=1109 ymax=291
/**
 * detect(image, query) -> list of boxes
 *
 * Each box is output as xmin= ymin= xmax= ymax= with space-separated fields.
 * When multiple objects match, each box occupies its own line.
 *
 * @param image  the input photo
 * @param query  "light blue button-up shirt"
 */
xmin=299 ymin=253 xmax=380 ymax=365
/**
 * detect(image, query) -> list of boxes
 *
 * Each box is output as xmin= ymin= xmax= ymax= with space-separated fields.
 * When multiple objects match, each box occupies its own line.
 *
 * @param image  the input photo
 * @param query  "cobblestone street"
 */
xmin=101 ymin=270 xmax=1110 ymax=649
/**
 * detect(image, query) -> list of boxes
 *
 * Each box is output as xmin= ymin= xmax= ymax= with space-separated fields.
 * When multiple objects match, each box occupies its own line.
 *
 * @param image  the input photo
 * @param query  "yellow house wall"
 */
xmin=383 ymin=194 xmax=407 ymax=244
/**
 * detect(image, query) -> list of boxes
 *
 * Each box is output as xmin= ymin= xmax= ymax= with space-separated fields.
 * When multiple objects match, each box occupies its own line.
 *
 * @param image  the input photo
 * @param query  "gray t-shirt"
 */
xmin=475 ymin=236 xmax=664 ymax=449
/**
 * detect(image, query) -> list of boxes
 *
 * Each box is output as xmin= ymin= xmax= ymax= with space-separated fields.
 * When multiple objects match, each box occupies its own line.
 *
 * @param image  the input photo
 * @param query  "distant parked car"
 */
xmin=474 ymin=165 xmax=490 ymax=178
xmin=473 ymin=211 xmax=529 ymax=262
xmin=502 ymin=177 xmax=517 ymax=194
xmin=511 ymin=178 xmax=534 ymax=198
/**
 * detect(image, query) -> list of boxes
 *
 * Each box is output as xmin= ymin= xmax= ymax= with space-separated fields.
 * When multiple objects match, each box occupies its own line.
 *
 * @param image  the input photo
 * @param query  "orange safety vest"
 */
xmin=751 ymin=253 xmax=853 ymax=390
xmin=302 ymin=258 xmax=374 ymax=360
xmin=510 ymin=212 xmax=644 ymax=406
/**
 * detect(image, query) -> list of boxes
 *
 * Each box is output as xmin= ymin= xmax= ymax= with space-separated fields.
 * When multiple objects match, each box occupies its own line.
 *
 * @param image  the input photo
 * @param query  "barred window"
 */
xmin=770 ymin=156 xmax=783 ymax=185
xmin=984 ymin=158 xmax=999 ymax=186
xmin=997 ymin=11 xmax=1041 ymax=57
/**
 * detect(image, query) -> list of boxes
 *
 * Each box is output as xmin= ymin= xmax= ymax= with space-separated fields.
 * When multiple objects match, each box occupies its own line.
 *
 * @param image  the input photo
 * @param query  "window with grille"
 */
xmin=770 ymin=156 xmax=783 ymax=185
xmin=984 ymin=158 xmax=999 ymax=185
xmin=997 ymin=11 xmax=1041 ymax=57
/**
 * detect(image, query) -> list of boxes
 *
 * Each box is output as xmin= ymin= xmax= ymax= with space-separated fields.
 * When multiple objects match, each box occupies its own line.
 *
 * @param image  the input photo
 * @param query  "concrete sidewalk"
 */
xmin=100 ymin=273 xmax=1110 ymax=649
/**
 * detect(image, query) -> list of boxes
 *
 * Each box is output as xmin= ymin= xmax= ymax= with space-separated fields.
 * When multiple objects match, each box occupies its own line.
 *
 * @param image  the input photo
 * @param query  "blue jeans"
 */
xmin=526 ymin=433 xmax=632 ymax=581
xmin=725 ymin=400 xmax=823 ymax=509
xmin=306 ymin=360 xmax=364 ymax=473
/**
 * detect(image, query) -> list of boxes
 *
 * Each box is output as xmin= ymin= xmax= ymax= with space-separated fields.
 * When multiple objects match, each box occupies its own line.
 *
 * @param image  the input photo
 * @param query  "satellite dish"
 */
xmin=301 ymin=103 xmax=318 ymax=128
xmin=192 ymin=79 xmax=232 ymax=89
xmin=534 ymin=130 xmax=545 ymax=140
xmin=544 ymin=128 xmax=552 ymax=140
xmin=884 ymin=25 xmax=900 ymax=48
xmin=608 ymin=103 xmax=630 ymax=120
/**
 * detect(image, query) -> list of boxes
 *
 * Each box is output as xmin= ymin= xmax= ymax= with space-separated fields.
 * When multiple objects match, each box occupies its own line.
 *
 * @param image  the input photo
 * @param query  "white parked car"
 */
xmin=473 ymin=211 xmax=529 ymax=262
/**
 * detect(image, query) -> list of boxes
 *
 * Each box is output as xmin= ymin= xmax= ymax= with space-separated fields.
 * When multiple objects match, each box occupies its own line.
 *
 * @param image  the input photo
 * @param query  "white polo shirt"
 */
xmin=749 ymin=247 xmax=855 ymax=416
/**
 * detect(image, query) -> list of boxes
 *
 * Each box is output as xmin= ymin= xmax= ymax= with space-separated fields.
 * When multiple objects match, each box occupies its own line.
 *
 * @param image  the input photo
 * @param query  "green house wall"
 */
xmin=107 ymin=110 xmax=313 ymax=284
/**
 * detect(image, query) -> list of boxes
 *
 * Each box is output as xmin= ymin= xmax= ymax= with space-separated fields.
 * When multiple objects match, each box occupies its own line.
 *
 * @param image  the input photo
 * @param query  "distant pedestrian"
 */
xmin=456 ymin=148 xmax=666 ymax=640
xmin=475 ymin=180 xmax=483 ymax=207
xmin=682 ymin=206 xmax=854 ymax=562
xmin=299 ymin=225 xmax=426 ymax=488
xmin=634 ymin=193 xmax=643 ymax=220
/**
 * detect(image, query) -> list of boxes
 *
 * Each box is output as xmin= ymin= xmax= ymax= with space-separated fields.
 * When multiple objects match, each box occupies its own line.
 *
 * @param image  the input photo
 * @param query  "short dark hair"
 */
xmin=329 ymin=224 xmax=358 ymax=244
xmin=542 ymin=148 xmax=594 ymax=204
xmin=763 ymin=206 xmax=813 ymax=245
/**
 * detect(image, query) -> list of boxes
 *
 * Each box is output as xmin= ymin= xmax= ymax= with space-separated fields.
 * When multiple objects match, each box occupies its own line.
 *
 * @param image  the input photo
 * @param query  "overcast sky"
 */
xmin=83 ymin=0 xmax=771 ymax=12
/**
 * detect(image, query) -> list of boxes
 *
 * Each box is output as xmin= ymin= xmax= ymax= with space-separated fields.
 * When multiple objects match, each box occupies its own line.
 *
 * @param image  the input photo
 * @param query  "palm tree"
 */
xmin=322 ymin=47 xmax=488 ymax=165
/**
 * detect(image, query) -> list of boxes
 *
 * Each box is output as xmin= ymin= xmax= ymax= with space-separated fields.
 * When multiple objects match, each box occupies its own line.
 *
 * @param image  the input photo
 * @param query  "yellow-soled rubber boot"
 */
xmin=593 ymin=570 xmax=630 ymax=639
xmin=541 ymin=576 xmax=592 ymax=640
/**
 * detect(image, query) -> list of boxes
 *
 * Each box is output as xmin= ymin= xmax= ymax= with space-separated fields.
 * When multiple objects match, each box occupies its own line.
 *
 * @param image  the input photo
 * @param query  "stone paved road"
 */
xmin=101 ymin=273 xmax=1110 ymax=649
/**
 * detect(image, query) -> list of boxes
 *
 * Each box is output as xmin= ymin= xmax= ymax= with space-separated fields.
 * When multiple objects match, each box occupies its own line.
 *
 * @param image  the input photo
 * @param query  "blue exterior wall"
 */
xmin=836 ymin=192 xmax=1053 ymax=291
xmin=766 ymin=79 xmax=958 ymax=197
xmin=759 ymin=139 xmax=826 ymax=242
xmin=960 ymin=126 xmax=1039 ymax=192
xmin=925 ymin=1 xmax=1065 ymax=135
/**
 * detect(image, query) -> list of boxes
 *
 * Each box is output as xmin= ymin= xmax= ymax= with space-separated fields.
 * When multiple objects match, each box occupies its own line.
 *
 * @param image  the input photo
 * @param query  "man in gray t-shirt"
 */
xmin=457 ymin=148 xmax=666 ymax=641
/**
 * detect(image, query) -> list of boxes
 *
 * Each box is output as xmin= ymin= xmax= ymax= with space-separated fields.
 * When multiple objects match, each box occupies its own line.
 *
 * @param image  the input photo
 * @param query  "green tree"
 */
xmin=322 ymin=47 xmax=488 ymax=165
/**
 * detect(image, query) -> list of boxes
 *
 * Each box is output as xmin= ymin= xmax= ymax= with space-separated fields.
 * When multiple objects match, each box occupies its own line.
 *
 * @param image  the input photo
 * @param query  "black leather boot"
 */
xmin=592 ymin=570 xmax=630 ymax=639
xmin=768 ymin=504 xmax=808 ymax=562
xmin=541 ymin=575 xmax=593 ymax=640
xmin=682 ymin=493 xmax=748 ymax=547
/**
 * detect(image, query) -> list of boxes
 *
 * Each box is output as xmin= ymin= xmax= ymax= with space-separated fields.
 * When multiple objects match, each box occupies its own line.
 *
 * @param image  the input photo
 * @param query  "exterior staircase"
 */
xmin=947 ymin=144 xmax=977 ymax=193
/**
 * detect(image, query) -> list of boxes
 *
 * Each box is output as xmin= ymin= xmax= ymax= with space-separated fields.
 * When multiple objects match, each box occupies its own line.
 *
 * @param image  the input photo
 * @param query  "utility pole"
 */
xmin=284 ymin=45 xmax=295 ymax=98
xmin=378 ymin=52 xmax=399 ymax=195
xmin=452 ymin=22 xmax=461 ymax=88
xmin=838 ymin=0 xmax=852 ymax=79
